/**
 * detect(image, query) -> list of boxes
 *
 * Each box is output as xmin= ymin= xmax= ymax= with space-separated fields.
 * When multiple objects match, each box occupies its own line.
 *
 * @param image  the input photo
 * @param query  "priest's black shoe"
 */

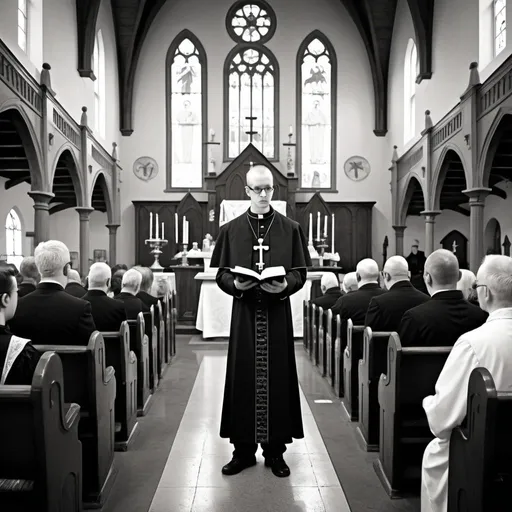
xmin=265 ymin=456 xmax=291 ymax=477
xmin=221 ymin=457 xmax=257 ymax=475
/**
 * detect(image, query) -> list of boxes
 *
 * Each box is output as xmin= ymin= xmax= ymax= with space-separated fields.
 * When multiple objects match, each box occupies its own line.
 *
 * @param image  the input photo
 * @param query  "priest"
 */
xmin=211 ymin=164 xmax=311 ymax=478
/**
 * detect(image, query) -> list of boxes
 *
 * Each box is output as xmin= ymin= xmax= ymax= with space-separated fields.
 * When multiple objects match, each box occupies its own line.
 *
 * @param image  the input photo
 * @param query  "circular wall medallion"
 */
xmin=133 ymin=156 xmax=158 ymax=182
xmin=344 ymin=156 xmax=371 ymax=182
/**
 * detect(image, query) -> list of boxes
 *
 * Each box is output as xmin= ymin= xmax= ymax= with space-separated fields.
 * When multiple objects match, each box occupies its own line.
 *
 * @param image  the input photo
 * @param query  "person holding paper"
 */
xmin=211 ymin=165 xmax=312 ymax=479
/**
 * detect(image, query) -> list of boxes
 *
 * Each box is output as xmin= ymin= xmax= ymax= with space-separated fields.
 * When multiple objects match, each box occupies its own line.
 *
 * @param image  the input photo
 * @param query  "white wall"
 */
xmin=117 ymin=0 xmax=391 ymax=266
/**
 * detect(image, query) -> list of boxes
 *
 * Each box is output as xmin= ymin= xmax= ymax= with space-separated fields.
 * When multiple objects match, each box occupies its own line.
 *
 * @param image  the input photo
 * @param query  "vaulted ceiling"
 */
xmin=76 ymin=0 xmax=435 ymax=136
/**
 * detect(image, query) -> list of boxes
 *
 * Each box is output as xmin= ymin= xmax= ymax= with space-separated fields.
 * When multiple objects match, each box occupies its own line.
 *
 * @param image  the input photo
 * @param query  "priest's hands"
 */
xmin=234 ymin=277 xmax=258 ymax=291
xmin=261 ymin=279 xmax=288 ymax=294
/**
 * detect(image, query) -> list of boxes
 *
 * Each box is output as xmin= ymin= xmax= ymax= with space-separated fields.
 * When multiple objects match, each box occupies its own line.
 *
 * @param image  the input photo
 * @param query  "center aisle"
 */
xmin=148 ymin=352 xmax=351 ymax=512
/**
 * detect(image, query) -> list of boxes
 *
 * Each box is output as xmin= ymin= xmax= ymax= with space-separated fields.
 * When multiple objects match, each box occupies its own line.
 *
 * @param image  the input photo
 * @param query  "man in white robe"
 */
xmin=421 ymin=254 xmax=512 ymax=512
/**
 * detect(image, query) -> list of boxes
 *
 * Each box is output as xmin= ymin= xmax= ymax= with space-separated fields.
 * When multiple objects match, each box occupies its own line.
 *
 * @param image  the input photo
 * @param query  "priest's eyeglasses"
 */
xmin=471 ymin=282 xmax=487 ymax=290
xmin=247 ymin=185 xmax=274 ymax=195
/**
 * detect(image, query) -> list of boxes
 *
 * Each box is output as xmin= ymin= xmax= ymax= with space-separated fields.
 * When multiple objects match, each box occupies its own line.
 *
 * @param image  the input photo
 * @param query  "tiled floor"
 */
xmin=148 ymin=351 xmax=351 ymax=512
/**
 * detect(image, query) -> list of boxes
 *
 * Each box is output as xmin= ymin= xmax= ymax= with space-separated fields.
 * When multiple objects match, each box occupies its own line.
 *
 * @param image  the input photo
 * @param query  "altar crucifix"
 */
xmin=452 ymin=240 xmax=458 ymax=254
xmin=254 ymin=237 xmax=269 ymax=271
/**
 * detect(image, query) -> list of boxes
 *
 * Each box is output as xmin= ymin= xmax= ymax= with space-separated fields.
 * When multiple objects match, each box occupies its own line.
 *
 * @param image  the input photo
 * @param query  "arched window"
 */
xmin=224 ymin=1 xmax=278 ymax=161
xmin=404 ymin=39 xmax=418 ymax=144
xmin=166 ymin=31 xmax=207 ymax=190
xmin=93 ymin=30 xmax=106 ymax=139
xmin=495 ymin=0 xmax=507 ymax=56
xmin=18 ymin=0 xmax=28 ymax=53
xmin=5 ymin=209 xmax=23 ymax=269
xmin=297 ymin=32 xmax=337 ymax=190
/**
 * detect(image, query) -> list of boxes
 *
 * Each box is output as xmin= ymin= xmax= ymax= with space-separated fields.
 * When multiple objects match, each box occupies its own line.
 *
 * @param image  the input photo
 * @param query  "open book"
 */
xmin=230 ymin=266 xmax=286 ymax=283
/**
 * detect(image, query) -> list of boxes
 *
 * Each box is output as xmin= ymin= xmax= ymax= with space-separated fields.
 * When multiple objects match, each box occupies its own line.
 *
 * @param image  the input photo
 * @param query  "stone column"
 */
xmin=106 ymin=224 xmax=120 ymax=266
xmin=76 ymin=207 xmax=94 ymax=276
xmin=421 ymin=211 xmax=441 ymax=256
xmin=463 ymin=188 xmax=491 ymax=272
xmin=392 ymin=226 xmax=406 ymax=255
xmin=28 ymin=191 xmax=55 ymax=246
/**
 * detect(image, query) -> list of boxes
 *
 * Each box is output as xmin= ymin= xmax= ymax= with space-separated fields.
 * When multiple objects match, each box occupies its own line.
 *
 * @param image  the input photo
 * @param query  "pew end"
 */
xmin=448 ymin=367 xmax=512 ymax=512
xmin=333 ymin=314 xmax=343 ymax=397
xmin=0 ymin=352 xmax=83 ymax=512
xmin=342 ymin=319 xmax=364 ymax=422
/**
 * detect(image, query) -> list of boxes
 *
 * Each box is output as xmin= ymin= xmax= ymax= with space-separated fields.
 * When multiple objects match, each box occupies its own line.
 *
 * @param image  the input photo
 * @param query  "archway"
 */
xmin=484 ymin=218 xmax=501 ymax=255
xmin=433 ymin=149 xmax=469 ymax=216
xmin=49 ymin=149 xmax=83 ymax=214
xmin=90 ymin=172 xmax=113 ymax=264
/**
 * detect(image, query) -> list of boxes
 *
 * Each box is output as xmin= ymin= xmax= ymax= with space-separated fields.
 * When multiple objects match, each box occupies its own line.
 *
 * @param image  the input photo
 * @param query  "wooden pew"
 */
xmin=333 ymin=314 xmax=343 ymax=397
xmin=101 ymin=322 xmax=138 ymax=451
xmin=34 ymin=333 xmax=117 ymax=508
xmin=171 ymin=290 xmax=177 ymax=356
xmin=143 ymin=307 xmax=158 ymax=392
xmin=318 ymin=306 xmax=326 ymax=375
xmin=357 ymin=328 xmax=393 ymax=452
xmin=162 ymin=294 xmax=172 ymax=362
xmin=0 ymin=352 xmax=82 ymax=512
xmin=303 ymin=300 xmax=310 ymax=353
xmin=324 ymin=309 xmax=333 ymax=383
xmin=343 ymin=319 xmax=365 ymax=421
xmin=374 ymin=333 xmax=451 ymax=497
xmin=311 ymin=304 xmax=318 ymax=364
xmin=126 ymin=313 xmax=151 ymax=416
xmin=155 ymin=300 xmax=166 ymax=379
xmin=448 ymin=367 xmax=512 ymax=512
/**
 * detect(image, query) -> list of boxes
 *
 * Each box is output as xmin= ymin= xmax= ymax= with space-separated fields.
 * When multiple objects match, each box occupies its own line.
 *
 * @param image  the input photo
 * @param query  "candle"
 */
xmin=209 ymin=128 xmax=215 ymax=140
xmin=289 ymin=125 xmax=293 ymax=136
xmin=308 ymin=213 xmax=313 ymax=243
xmin=149 ymin=212 xmax=153 ymax=240
xmin=161 ymin=222 xmax=164 ymax=240
xmin=184 ymin=220 xmax=189 ymax=244
xmin=175 ymin=213 xmax=178 ymax=243
xmin=331 ymin=213 xmax=335 ymax=252
xmin=316 ymin=212 xmax=320 ymax=240
xmin=323 ymin=215 xmax=328 ymax=238
xmin=155 ymin=213 xmax=159 ymax=239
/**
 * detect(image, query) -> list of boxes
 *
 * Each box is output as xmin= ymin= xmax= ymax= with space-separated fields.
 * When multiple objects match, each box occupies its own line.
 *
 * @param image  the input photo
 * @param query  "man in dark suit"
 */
xmin=365 ymin=255 xmax=429 ymax=332
xmin=406 ymin=239 xmax=428 ymax=294
xmin=398 ymin=249 xmax=488 ymax=347
xmin=82 ymin=262 xmax=126 ymax=332
xmin=331 ymin=258 xmax=386 ymax=324
xmin=9 ymin=240 xmax=96 ymax=345
xmin=65 ymin=269 xmax=87 ymax=298
xmin=311 ymin=272 xmax=342 ymax=310
xmin=17 ymin=256 xmax=39 ymax=297
xmin=134 ymin=266 xmax=159 ymax=308
xmin=115 ymin=268 xmax=149 ymax=319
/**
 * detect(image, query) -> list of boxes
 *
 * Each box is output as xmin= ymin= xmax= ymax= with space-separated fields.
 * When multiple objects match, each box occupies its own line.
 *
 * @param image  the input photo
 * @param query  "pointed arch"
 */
xmin=399 ymin=174 xmax=427 ymax=225
xmin=296 ymin=30 xmax=337 ymax=190
xmin=5 ymin=207 xmax=24 ymax=267
xmin=49 ymin=145 xmax=85 ymax=210
xmin=91 ymin=171 xmax=113 ymax=224
xmin=224 ymin=43 xmax=279 ymax=161
xmin=432 ymin=145 xmax=468 ymax=211
xmin=404 ymin=38 xmax=418 ymax=144
xmin=165 ymin=29 xmax=207 ymax=191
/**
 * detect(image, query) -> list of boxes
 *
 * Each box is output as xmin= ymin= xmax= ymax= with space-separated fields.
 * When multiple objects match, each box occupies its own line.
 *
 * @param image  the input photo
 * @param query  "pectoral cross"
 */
xmin=254 ymin=237 xmax=269 ymax=271
xmin=452 ymin=240 xmax=458 ymax=254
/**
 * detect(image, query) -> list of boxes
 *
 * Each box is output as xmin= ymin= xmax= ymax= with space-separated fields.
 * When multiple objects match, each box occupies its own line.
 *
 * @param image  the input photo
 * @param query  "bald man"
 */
xmin=311 ymin=272 xmax=342 ymax=310
xmin=365 ymin=256 xmax=429 ymax=332
xmin=342 ymin=272 xmax=358 ymax=293
xmin=211 ymin=164 xmax=311 ymax=478
xmin=82 ymin=263 xmax=127 ymax=331
xmin=65 ymin=268 xmax=87 ymax=298
xmin=331 ymin=258 xmax=385 ymax=323
xmin=398 ymin=249 xmax=487 ymax=347
xmin=421 ymin=255 xmax=512 ymax=512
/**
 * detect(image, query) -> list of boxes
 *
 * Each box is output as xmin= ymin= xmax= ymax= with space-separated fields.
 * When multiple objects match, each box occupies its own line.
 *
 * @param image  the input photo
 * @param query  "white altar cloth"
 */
xmin=219 ymin=200 xmax=287 ymax=226
xmin=195 ymin=272 xmax=312 ymax=338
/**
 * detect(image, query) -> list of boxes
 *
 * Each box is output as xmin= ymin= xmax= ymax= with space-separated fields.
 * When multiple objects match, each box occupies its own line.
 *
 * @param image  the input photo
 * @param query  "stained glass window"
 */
xmin=93 ymin=30 xmax=106 ymax=139
xmin=167 ymin=33 xmax=206 ymax=189
xmin=226 ymin=46 xmax=277 ymax=160
xmin=18 ymin=0 xmax=28 ymax=53
xmin=404 ymin=39 xmax=418 ymax=144
xmin=5 ymin=209 xmax=23 ymax=269
xmin=227 ymin=1 xmax=276 ymax=44
xmin=298 ymin=34 xmax=336 ymax=189
xmin=495 ymin=0 xmax=507 ymax=56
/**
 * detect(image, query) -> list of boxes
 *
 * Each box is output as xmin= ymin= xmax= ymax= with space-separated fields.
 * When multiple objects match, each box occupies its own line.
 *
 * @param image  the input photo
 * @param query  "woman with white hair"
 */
xmin=457 ymin=269 xmax=478 ymax=305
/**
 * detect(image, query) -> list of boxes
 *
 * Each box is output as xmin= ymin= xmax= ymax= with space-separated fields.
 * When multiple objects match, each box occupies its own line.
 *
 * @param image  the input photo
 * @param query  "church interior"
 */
xmin=1 ymin=0 xmax=512 ymax=510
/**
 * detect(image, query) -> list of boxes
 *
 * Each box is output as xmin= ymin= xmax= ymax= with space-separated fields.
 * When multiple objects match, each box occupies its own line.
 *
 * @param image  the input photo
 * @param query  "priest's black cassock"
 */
xmin=211 ymin=206 xmax=311 ymax=449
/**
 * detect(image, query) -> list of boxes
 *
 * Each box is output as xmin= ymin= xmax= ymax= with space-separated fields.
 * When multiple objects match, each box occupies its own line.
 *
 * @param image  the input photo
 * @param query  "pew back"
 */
xmin=325 ymin=309 xmax=334 ymax=384
xmin=143 ymin=307 xmax=158 ymax=392
xmin=311 ymin=304 xmax=318 ymax=364
xmin=343 ymin=319 xmax=365 ymax=421
xmin=318 ymin=306 xmax=326 ymax=375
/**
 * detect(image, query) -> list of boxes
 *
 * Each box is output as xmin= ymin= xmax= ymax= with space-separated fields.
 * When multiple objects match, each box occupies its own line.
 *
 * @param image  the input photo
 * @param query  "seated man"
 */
xmin=0 ymin=267 xmax=40 ymax=385
xmin=331 ymin=259 xmax=385 ymax=323
xmin=134 ymin=266 xmax=159 ymax=308
xmin=109 ymin=269 xmax=126 ymax=297
xmin=311 ymin=272 xmax=342 ymax=310
xmin=115 ymin=268 xmax=149 ymax=320
xmin=82 ymin=262 xmax=126 ymax=331
xmin=421 ymin=255 xmax=512 ymax=512
xmin=18 ymin=256 xmax=40 ymax=297
xmin=365 ymin=255 xmax=429 ymax=332
xmin=398 ymin=249 xmax=487 ymax=347
xmin=341 ymin=272 xmax=358 ymax=294
xmin=65 ymin=269 xmax=87 ymax=298
xmin=152 ymin=275 xmax=170 ymax=299
xmin=9 ymin=240 xmax=96 ymax=345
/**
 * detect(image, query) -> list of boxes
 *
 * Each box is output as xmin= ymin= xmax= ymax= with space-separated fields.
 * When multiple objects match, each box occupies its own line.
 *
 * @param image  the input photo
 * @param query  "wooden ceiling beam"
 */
xmin=406 ymin=0 xmax=434 ymax=82
xmin=76 ymin=0 xmax=102 ymax=78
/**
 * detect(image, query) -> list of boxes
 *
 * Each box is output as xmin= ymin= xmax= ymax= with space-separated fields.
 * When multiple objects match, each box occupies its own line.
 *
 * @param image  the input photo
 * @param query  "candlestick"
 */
xmin=149 ymin=212 xmax=153 ymax=240
xmin=144 ymin=237 xmax=168 ymax=270
xmin=209 ymin=128 xmax=215 ymax=141
xmin=316 ymin=212 xmax=320 ymax=240
xmin=161 ymin=222 xmax=164 ymax=240
xmin=155 ymin=213 xmax=159 ymax=239
xmin=331 ymin=213 xmax=335 ymax=252
xmin=323 ymin=214 xmax=328 ymax=238
xmin=308 ymin=213 xmax=313 ymax=243
xmin=175 ymin=213 xmax=178 ymax=243
xmin=181 ymin=244 xmax=189 ymax=266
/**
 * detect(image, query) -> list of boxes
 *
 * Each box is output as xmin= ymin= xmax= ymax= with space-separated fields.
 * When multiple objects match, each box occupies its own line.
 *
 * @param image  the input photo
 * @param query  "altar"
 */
xmin=195 ymin=271 xmax=329 ymax=339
